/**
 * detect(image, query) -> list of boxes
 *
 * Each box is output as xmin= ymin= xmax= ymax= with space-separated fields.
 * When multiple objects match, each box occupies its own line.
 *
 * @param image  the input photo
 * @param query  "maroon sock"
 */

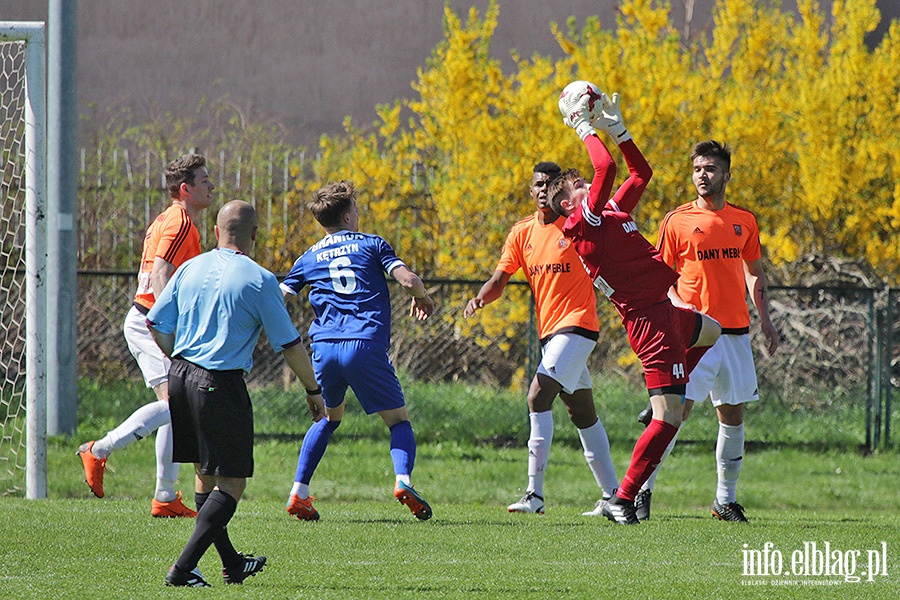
xmin=617 ymin=419 xmax=678 ymax=501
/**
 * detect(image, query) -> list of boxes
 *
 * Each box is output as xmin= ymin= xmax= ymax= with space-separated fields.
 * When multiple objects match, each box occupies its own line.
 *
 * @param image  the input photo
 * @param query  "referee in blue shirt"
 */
xmin=148 ymin=200 xmax=324 ymax=587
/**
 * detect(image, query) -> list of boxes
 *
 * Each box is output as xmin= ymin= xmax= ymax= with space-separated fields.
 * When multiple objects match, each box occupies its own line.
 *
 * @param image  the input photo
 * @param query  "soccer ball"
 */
xmin=558 ymin=80 xmax=604 ymax=122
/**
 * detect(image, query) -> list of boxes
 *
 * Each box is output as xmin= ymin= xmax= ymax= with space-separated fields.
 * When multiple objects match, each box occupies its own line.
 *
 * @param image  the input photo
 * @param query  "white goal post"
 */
xmin=0 ymin=22 xmax=47 ymax=499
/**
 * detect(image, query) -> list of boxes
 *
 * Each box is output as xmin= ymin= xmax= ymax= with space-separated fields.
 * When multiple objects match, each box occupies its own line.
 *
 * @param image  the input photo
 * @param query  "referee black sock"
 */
xmin=195 ymin=491 xmax=240 ymax=568
xmin=194 ymin=490 xmax=210 ymax=512
xmin=175 ymin=489 xmax=237 ymax=572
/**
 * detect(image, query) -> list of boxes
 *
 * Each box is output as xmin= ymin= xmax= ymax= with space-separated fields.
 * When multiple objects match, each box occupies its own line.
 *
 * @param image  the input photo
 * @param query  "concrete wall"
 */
xmin=0 ymin=1 xmax=895 ymax=147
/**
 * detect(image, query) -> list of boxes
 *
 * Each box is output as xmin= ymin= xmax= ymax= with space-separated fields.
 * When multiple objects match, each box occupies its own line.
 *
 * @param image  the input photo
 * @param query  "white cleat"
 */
xmin=508 ymin=491 xmax=545 ymax=514
xmin=582 ymin=496 xmax=611 ymax=516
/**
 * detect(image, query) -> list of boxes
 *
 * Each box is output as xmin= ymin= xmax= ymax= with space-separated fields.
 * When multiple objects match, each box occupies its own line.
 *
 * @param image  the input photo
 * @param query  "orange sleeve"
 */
xmin=495 ymin=220 xmax=526 ymax=275
xmin=155 ymin=207 xmax=200 ymax=268
xmin=741 ymin=216 xmax=762 ymax=263
xmin=656 ymin=208 xmax=680 ymax=269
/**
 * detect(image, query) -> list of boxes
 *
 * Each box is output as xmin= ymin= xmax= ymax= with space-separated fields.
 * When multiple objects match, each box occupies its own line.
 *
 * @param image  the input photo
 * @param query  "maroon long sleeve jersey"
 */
xmin=562 ymin=134 xmax=679 ymax=317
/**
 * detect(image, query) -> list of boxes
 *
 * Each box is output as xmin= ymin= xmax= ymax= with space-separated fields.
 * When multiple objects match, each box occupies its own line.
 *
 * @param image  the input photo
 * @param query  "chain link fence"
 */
xmin=77 ymin=272 xmax=896 ymax=450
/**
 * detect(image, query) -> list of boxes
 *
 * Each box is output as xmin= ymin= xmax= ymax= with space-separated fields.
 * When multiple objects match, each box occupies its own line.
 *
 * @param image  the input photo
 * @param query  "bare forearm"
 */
xmin=464 ymin=271 xmax=510 ymax=318
xmin=391 ymin=265 xmax=428 ymax=298
xmin=403 ymin=274 xmax=428 ymax=298
xmin=150 ymin=258 xmax=176 ymax=299
xmin=148 ymin=327 xmax=175 ymax=358
xmin=747 ymin=266 xmax=780 ymax=354
xmin=391 ymin=265 xmax=434 ymax=319
xmin=281 ymin=343 xmax=318 ymax=391
xmin=476 ymin=278 xmax=505 ymax=306
xmin=667 ymin=286 xmax=695 ymax=310
xmin=748 ymin=273 xmax=772 ymax=324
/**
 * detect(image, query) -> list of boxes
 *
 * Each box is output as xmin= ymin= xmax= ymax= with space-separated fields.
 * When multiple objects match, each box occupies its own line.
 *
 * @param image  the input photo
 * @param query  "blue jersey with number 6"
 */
xmin=281 ymin=230 xmax=405 ymax=348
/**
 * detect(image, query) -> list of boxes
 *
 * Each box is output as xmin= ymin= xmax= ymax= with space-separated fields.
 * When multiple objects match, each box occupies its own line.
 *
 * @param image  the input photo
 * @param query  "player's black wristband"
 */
xmin=305 ymin=386 xmax=322 ymax=396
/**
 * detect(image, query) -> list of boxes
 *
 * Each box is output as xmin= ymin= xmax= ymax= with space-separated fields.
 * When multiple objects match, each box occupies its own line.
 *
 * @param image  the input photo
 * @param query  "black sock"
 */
xmin=175 ymin=489 xmax=237 ymax=572
xmin=195 ymin=490 xmax=241 ymax=568
xmin=194 ymin=491 xmax=210 ymax=512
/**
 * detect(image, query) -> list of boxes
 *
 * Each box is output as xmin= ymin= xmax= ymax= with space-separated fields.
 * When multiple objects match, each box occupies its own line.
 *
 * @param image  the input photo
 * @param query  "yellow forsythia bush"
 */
xmin=281 ymin=0 xmax=899 ymax=344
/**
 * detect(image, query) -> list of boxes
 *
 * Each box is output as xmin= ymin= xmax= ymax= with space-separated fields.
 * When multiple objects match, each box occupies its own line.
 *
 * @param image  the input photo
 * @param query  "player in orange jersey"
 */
xmin=634 ymin=140 xmax=780 ymax=523
xmin=465 ymin=161 xmax=619 ymax=516
xmin=78 ymin=154 xmax=214 ymax=517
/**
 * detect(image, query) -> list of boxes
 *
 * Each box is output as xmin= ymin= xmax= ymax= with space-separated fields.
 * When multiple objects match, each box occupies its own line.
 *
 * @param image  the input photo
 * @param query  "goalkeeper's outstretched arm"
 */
xmin=582 ymin=134 xmax=617 ymax=216
xmin=611 ymin=140 xmax=652 ymax=215
xmin=593 ymin=93 xmax=651 ymax=214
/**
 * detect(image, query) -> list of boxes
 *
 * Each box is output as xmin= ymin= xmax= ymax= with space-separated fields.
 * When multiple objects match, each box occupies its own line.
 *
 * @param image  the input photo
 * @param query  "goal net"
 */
xmin=0 ymin=22 xmax=46 ymax=498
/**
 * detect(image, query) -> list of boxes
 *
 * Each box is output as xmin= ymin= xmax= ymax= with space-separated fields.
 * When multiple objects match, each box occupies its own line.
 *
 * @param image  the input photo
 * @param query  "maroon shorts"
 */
xmin=623 ymin=302 xmax=700 ymax=390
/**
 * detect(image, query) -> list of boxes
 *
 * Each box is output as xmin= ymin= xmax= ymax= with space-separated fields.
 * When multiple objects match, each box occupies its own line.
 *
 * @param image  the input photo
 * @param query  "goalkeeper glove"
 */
xmin=594 ymin=93 xmax=632 ymax=145
xmin=559 ymin=91 xmax=597 ymax=141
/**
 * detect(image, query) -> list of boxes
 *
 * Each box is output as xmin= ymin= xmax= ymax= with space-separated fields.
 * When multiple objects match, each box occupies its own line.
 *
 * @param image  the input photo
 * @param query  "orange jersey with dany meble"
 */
xmin=657 ymin=201 xmax=761 ymax=329
xmin=496 ymin=212 xmax=599 ymax=340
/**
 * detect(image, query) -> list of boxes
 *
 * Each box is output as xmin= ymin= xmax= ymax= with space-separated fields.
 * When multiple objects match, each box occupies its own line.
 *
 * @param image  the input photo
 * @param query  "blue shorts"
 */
xmin=311 ymin=339 xmax=405 ymax=414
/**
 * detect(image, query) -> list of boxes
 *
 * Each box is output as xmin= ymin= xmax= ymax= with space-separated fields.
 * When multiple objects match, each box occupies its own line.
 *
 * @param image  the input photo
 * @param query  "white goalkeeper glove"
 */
xmin=560 ymin=92 xmax=597 ymax=141
xmin=594 ymin=93 xmax=632 ymax=145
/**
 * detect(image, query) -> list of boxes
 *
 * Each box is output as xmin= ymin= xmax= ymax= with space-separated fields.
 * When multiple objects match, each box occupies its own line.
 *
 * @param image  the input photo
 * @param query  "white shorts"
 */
xmin=123 ymin=305 xmax=170 ymax=389
xmin=535 ymin=332 xmax=595 ymax=394
xmin=686 ymin=333 xmax=759 ymax=406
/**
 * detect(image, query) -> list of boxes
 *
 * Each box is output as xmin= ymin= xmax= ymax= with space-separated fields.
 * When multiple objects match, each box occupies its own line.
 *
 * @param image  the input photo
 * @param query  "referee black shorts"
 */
xmin=168 ymin=357 xmax=254 ymax=478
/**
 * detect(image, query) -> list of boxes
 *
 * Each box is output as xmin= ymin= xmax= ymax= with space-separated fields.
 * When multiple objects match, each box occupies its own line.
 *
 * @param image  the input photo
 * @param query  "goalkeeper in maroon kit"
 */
xmin=549 ymin=88 xmax=721 ymax=524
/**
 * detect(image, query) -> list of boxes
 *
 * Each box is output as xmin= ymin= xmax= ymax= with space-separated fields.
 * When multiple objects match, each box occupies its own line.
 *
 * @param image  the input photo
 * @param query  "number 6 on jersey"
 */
xmin=329 ymin=257 xmax=356 ymax=293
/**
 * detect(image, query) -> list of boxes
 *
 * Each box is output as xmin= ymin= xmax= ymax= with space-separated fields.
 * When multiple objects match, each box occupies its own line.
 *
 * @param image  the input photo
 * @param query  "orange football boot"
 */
xmin=76 ymin=441 xmax=106 ymax=498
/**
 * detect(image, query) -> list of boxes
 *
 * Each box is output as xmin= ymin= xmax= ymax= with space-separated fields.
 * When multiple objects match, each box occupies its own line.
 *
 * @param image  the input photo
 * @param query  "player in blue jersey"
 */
xmin=281 ymin=180 xmax=435 ymax=521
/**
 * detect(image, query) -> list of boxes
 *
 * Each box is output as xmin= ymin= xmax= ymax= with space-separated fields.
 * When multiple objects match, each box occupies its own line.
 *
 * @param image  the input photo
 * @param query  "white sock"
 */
xmin=526 ymin=411 xmax=553 ymax=497
xmin=716 ymin=422 xmax=744 ymax=504
xmin=642 ymin=423 xmax=682 ymax=492
xmin=154 ymin=423 xmax=179 ymax=502
xmin=290 ymin=482 xmax=309 ymax=499
xmin=395 ymin=474 xmax=411 ymax=486
xmin=93 ymin=399 xmax=170 ymax=458
xmin=577 ymin=419 xmax=618 ymax=497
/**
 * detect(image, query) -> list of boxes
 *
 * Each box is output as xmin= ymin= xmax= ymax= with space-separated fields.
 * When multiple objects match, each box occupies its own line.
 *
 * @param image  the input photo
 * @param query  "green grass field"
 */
xmin=1 ymin=380 xmax=897 ymax=598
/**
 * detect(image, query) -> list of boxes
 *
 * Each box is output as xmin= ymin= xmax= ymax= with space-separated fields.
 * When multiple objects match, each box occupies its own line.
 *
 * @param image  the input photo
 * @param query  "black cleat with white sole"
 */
xmin=223 ymin=553 xmax=267 ymax=584
xmin=711 ymin=500 xmax=749 ymax=522
xmin=635 ymin=489 xmax=652 ymax=521
xmin=165 ymin=565 xmax=211 ymax=587
xmin=601 ymin=495 xmax=640 ymax=525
